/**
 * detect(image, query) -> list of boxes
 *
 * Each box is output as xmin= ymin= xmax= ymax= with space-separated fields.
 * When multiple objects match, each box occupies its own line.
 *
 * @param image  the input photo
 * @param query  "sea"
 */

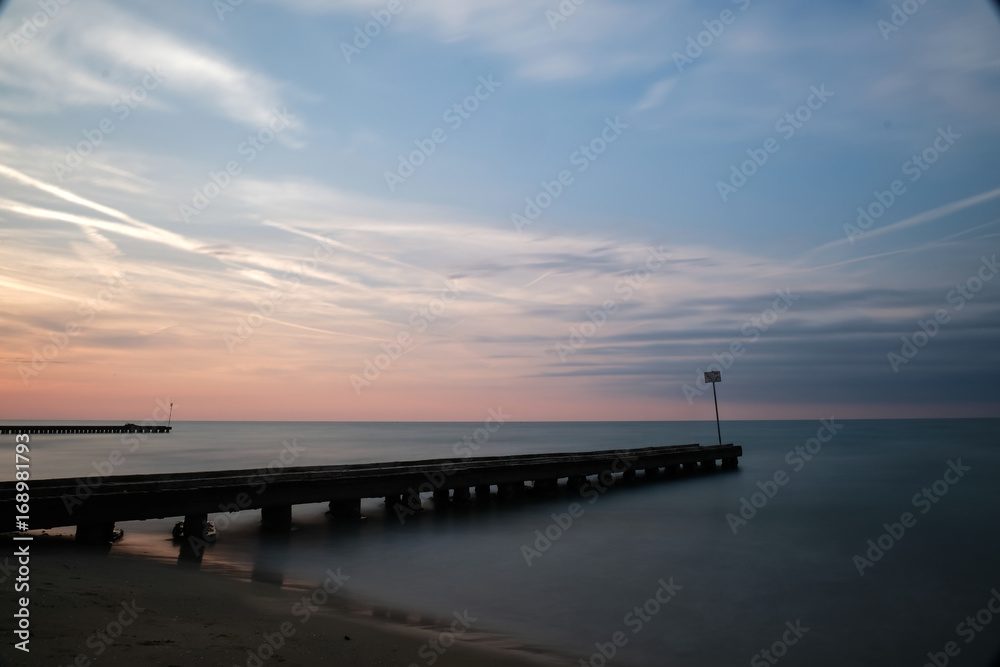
xmin=5 ymin=419 xmax=999 ymax=666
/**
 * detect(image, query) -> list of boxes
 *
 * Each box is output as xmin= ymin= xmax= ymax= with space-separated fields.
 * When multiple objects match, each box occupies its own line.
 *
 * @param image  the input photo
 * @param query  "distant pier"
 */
xmin=1 ymin=442 xmax=741 ymax=543
xmin=0 ymin=424 xmax=171 ymax=435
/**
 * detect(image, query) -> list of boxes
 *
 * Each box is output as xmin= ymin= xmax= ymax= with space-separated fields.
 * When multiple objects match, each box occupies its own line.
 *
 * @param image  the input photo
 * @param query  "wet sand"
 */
xmin=4 ymin=539 xmax=565 ymax=667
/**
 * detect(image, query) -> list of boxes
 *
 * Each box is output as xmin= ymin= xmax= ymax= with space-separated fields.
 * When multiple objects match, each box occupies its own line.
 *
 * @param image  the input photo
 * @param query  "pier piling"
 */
xmin=181 ymin=513 xmax=209 ymax=537
xmin=75 ymin=521 xmax=117 ymax=544
xmin=261 ymin=505 xmax=292 ymax=531
xmin=327 ymin=499 xmax=362 ymax=520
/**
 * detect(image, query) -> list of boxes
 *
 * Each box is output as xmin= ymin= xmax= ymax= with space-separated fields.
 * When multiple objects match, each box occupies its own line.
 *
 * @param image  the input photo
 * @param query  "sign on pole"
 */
xmin=704 ymin=371 xmax=722 ymax=446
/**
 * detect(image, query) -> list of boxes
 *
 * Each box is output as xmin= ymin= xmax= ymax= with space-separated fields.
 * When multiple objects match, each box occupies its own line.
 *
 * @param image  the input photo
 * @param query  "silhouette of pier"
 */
xmin=2 ymin=442 xmax=741 ymax=543
xmin=0 ymin=424 xmax=171 ymax=435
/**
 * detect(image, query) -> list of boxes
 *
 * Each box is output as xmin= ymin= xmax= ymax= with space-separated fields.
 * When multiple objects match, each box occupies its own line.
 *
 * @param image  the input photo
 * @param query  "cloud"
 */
xmin=267 ymin=0 xmax=673 ymax=81
xmin=0 ymin=0 xmax=298 ymax=133
xmin=1 ymin=1 xmax=998 ymax=418
xmin=632 ymin=78 xmax=677 ymax=113
xmin=805 ymin=186 xmax=1000 ymax=261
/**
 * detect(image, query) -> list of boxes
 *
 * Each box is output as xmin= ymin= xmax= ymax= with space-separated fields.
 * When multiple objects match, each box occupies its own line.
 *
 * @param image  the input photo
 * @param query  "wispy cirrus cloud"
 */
xmin=0 ymin=0 xmax=299 ymax=133
xmin=266 ymin=0 xmax=675 ymax=82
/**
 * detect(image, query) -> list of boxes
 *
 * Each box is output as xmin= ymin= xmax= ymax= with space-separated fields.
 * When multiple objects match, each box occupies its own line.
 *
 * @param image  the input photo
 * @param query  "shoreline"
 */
xmin=4 ymin=535 xmax=570 ymax=667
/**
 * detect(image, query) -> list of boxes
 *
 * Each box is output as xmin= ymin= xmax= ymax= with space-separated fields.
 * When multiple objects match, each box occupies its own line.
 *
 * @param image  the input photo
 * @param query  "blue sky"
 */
xmin=1 ymin=0 xmax=999 ymax=420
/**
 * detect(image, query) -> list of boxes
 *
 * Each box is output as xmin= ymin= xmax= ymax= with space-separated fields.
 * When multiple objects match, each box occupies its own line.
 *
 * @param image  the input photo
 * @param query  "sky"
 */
xmin=0 ymin=0 xmax=999 ymax=421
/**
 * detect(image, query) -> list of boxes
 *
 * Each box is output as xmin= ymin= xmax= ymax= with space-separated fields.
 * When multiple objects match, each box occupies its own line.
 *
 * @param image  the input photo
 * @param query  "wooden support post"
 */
xmin=498 ymin=481 xmax=528 ymax=499
xmin=327 ymin=499 xmax=362 ymax=520
xmin=75 ymin=521 xmax=117 ymax=544
xmin=644 ymin=467 xmax=659 ymax=479
xmin=432 ymin=488 xmax=450 ymax=503
xmin=261 ymin=505 xmax=292 ymax=531
xmin=722 ymin=457 xmax=739 ymax=469
xmin=534 ymin=478 xmax=558 ymax=494
xmin=475 ymin=485 xmax=491 ymax=501
xmin=664 ymin=464 xmax=680 ymax=476
xmin=566 ymin=475 xmax=586 ymax=493
xmin=402 ymin=490 xmax=423 ymax=514
xmin=182 ymin=513 xmax=208 ymax=537
xmin=453 ymin=486 xmax=471 ymax=503
xmin=702 ymin=458 xmax=717 ymax=470
xmin=622 ymin=469 xmax=637 ymax=482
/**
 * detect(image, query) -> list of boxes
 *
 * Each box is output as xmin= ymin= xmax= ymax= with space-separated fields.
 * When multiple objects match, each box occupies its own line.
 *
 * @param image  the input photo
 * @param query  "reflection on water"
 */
xmin=251 ymin=530 xmax=292 ymax=587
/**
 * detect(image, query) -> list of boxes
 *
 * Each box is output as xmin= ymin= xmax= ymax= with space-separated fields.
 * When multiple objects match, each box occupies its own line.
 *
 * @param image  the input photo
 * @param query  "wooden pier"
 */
xmin=0 ymin=424 xmax=171 ymax=435
xmin=1 ymin=442 xmax=741 ymax=543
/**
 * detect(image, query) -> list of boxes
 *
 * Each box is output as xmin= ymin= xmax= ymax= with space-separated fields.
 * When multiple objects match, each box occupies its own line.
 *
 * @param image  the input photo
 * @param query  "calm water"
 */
xmin=7 ymin=419 xmax=1000 ymax=666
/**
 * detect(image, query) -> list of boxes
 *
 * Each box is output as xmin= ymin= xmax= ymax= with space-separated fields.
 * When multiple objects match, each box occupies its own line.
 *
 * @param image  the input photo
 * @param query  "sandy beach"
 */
xmin=5 ymin=538 xmax=565 ymax=667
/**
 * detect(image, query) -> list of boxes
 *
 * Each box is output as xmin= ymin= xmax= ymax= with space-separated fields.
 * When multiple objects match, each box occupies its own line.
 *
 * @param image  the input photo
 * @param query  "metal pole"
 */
xmin=168 ymin=402 xmax=173 ymax=427
xmin=712 ymin=382 xmax=721 ymax=446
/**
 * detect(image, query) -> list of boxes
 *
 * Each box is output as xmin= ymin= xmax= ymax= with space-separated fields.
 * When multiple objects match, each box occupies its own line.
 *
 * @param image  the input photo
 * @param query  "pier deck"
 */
xmin=2 ymin=442 xmax=741 ymax=542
